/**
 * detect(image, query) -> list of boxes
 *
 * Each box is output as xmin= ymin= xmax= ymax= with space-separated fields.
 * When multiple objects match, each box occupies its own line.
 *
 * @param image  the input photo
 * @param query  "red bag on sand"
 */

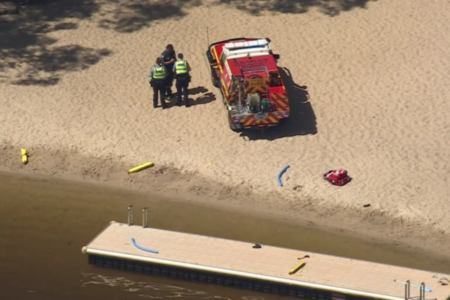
xmin=323 ymin=169 xmax=351 ymax=186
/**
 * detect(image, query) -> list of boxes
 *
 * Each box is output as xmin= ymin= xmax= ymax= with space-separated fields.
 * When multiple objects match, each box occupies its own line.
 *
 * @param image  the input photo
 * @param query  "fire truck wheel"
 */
xmin=228 ymin=113 xmax=244 ymax=132
xmin=209 ymin=65 xmax=220 ymax=88
xmin=230 ymin=122 xmax=244 ymax=132
xmin=212 ymin=78 xmax=220 ymax=88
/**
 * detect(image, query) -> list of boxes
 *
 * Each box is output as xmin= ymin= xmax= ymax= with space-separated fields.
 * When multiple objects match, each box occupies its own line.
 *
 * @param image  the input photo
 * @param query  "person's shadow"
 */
xmin=239 ymin=67 xmax=317 ymax=141
xmin=188 ymin=86 xmax=208 ymax=95
xmin=188 ymin=86 xmax=216 ymax=106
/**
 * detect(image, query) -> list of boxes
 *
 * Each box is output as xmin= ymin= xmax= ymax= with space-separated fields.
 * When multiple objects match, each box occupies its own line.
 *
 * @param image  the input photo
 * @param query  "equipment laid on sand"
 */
xmin=21 ymin=148 xmax=28 ymax=164
xmin=277 ymin=165 xmax=290 ymax=187
xmin=323 ymin=169 xmax=351 ymax=186
xmin=128 ymin=162 xmax=154 ymax=174
xmin=205 ymin=37 xmax=292 ymax=132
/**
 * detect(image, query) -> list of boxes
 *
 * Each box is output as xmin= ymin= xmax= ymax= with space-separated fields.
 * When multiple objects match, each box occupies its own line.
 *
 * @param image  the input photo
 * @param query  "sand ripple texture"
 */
xmin=1 ymin=0 xmax=450 ymax=230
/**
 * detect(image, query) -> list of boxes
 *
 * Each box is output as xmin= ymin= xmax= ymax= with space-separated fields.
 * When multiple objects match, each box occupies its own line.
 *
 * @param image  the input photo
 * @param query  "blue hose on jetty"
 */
xmin=277 ymin=165 xmax=290 ymax=187
xmin=131 ymin=237 xmax=159 ymax=254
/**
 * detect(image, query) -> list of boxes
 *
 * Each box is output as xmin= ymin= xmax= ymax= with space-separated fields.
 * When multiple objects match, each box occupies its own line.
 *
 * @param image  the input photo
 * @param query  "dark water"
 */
xmin=0 ymin=171 xmax=449 ymax=300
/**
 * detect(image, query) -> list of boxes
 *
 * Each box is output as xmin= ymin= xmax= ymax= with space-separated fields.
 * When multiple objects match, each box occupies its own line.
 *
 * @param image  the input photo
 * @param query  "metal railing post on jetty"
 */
xmin=419 ymin=282 xmax=425 ymax=300
xmin=128 ymin=205 xmax=134 ymax=226
xmin=404 ymin=280 xmax=410 ymax=300
xmin=142 ymin=207 xmax=148 ymax=228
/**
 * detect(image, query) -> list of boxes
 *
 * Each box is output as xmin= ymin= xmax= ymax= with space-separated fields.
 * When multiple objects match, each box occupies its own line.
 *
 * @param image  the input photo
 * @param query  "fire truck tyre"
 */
xmin=230 ymin=122 xmax=244 ymax=132
xmin=228 ymin=114 xmax=244 ymax=132
xmin=212 ymin=77 xmax=220 ymax=88
xmin=210 ymin=65 xmax=220 ymax=88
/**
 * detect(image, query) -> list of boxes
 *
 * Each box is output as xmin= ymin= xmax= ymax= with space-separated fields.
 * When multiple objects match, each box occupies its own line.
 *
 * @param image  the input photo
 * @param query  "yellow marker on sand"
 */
xmin=289 ymin=262 xmax=306 ymax=275
xmin=205 ymin=163 xmax=211 ymax=168
xmin=21 ymin=148 xmax=28 ymax=164
xmin=128 ymin=162 xmax=154 ymax=174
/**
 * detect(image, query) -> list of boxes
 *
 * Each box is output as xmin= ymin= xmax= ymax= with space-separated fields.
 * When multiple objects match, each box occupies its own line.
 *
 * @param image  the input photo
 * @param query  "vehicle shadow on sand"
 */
xmin=239 ymin=67 xmax=317 ymax=141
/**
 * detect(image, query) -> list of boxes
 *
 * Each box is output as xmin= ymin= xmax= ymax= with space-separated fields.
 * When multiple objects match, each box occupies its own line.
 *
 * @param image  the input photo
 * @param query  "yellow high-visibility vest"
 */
xmin=175 ymin=60 xmax=188 ymax=75
xmin=153 ymin=66 xmax=166 ymax=79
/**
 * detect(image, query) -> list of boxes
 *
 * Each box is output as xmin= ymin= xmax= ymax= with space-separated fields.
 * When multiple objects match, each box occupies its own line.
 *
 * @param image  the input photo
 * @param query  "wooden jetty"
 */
xmin=82 ymin=207 xmax=450 ymax=300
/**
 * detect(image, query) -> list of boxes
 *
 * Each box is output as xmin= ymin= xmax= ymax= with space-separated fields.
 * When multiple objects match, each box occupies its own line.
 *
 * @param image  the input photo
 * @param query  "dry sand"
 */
xmin=1 ymin=0 xmax=450 ymax=258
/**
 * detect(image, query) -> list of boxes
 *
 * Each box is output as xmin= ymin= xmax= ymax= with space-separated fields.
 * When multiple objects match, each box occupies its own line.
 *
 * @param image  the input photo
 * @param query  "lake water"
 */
xmin=0 ymin=171 xmax=448 ymax=300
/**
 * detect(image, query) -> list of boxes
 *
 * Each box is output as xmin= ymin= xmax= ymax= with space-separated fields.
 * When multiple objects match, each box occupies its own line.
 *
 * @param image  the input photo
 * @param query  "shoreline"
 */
xmin=2 ymin=140 xmax=449 ymax=261
xmin=2 ymin=0 xmax=450 ymax=272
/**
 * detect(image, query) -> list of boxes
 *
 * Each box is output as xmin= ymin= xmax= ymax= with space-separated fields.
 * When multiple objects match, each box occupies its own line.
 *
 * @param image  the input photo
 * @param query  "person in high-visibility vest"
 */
xmin=148 ymin=57 xmax=168 ymax=109
xmin=173 ymin=53 xmax=192 ymax=107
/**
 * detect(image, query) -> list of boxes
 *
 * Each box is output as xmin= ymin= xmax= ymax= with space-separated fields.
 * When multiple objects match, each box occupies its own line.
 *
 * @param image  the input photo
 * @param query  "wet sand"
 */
xmin=1 ymin=171 xmax=449 ymax=300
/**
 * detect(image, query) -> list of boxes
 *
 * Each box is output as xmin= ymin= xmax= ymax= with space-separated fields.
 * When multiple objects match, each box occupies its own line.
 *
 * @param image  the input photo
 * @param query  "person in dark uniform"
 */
xmin=161 ymin=44 xmax=176 ymax=99
xmin=148 ymin=57 xmax=168 ymax=109
xmin=173 ymin=53 xmax=192 ymax=107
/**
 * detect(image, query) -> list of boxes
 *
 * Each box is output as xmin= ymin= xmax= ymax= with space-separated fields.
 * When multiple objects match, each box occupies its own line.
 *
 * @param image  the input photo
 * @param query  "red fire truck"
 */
xmin=205 ymin=37 xmax=290 ymax=132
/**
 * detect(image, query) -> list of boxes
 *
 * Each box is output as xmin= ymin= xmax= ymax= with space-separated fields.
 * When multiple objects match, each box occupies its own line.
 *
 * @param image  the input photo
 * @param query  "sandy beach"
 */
xmin=1 ymin=0 xmax=450 ymax=258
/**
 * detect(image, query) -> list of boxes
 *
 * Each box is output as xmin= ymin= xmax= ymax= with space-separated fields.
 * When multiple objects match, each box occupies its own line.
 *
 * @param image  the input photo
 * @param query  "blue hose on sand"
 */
xmin=278 ymin=165 xmax=290 ymax=187
xmin=131 ymin=237 xmax=159 ymax=254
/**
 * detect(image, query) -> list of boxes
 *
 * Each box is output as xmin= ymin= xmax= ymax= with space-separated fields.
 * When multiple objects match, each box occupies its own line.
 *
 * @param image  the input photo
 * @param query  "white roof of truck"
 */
xmin=224 ymin=39 xmax=269 ymax=50
xmin=223 ymin=39 xmax=272 ymax=60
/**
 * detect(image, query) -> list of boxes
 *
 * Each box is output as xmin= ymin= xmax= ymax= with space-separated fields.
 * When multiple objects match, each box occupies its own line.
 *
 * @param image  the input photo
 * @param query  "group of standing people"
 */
xmin=148 ymin=44 xmax=192 ymax=109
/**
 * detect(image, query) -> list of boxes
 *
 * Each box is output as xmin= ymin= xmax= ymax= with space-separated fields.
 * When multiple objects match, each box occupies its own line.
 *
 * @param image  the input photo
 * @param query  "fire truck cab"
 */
xmin=206 ymin=37 xmax=290 ymax=132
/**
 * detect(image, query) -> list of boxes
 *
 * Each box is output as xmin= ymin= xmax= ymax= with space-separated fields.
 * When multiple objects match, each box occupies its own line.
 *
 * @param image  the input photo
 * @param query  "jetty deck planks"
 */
xmin=84 ymin=222 xmax=450 ymax=300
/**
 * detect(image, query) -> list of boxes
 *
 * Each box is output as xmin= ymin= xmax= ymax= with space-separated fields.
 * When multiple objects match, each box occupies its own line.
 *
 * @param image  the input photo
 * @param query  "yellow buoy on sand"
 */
xmin=289 ymin=261 xmax=306 ymax=275
xmin=21 ymin=148 xmax=28 ymax=164
xmin=128 ymin=162 xmax=154 ymax=174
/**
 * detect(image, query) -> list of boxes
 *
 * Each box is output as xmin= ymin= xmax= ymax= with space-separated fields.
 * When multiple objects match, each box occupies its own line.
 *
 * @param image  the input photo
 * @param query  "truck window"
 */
xmin=220 ymin=53 xmax=227 ymax=66
xmin=269 ymin=72 xmax=281 ymax=87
